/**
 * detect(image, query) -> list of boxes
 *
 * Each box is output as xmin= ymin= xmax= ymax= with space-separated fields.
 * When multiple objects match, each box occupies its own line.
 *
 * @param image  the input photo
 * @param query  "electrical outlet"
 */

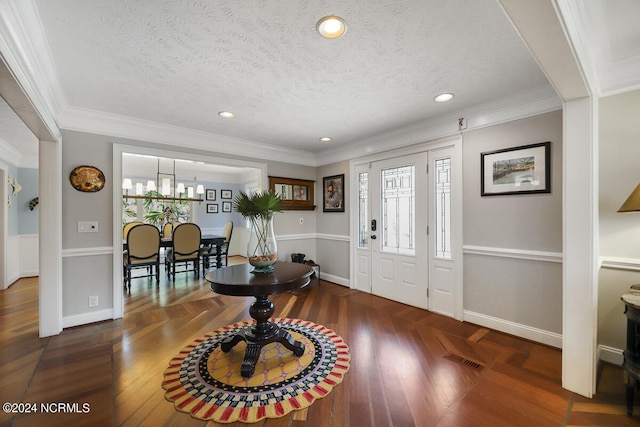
xmin=88 ymin=295 xmax=99 ymax=307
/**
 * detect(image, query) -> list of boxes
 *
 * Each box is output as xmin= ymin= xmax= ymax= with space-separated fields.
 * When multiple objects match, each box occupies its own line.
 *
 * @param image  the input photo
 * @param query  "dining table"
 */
xmin=124 ymin=233 xmax=226 ymax=268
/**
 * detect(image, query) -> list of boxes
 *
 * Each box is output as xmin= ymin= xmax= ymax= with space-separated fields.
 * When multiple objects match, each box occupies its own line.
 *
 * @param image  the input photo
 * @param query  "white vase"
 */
xmin=247 ymin=216 xmax=277 ymax=273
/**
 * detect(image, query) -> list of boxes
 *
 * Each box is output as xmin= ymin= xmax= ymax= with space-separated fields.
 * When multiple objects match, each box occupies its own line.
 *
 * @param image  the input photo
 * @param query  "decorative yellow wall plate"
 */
xmin=69 ymin=165 xmax=105 ymax=192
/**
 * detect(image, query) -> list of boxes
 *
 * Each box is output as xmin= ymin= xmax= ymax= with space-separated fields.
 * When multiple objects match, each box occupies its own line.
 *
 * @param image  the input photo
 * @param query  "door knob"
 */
xmin=371 ymin=235 xmax=377 ymax=239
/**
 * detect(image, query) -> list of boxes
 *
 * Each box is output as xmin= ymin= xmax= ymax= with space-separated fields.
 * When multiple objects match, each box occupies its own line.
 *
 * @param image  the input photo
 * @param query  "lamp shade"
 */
xmin=161 ymin=178 xmax=171 ymax=196
xmin=619 ymin=183 xmax=640 ymax=212
xmin=196 ymin=184 xmax=204 ymax=195
xmin=176 ymin=183 xmax=185 ymax=194
xmin=146 ymin=180 xmax=156 ymax=191
xmin=122 ymin=178 xmax=132 ymax=190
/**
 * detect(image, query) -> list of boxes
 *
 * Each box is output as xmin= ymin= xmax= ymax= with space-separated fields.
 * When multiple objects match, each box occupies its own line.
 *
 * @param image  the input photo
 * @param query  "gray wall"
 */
xmin=195 ymin=182 xmax=244 ymax=229
xmin=315 ymin=161 xmax=350 ymax=280
xmin=598 ymin=89 xmax=640 ymax=352
xmin=59 ymin=129 xmax=321 ymax=317
xmin=462 ymin=111 xmax=563 ymax=333
xmin=266 ymin=160 xmax=318 ymax=263
xmin=17 ymin=168 xmax=38 ymax=235
xmin=61 ymin=131 xmax=113 ymax=316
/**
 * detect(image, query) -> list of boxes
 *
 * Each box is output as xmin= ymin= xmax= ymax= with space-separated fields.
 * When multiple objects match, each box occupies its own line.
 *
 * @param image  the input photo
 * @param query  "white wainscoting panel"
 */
xmin=5 ymin=234 xmax=39 ymax=286
xmin=19 ymin=234 xmax=39 ymax=277
xmin=7 ymin=235 xmax=20 ymax=286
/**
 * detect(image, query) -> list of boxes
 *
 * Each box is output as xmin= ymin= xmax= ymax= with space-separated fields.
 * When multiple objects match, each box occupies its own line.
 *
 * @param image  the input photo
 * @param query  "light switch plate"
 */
xmin=78 ymin=221 xmax=99 ymax=233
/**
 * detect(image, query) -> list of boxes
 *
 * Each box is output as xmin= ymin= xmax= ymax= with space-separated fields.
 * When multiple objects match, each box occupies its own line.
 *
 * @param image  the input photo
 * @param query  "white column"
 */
xmin=39 ymin=139 xmax=63 ymax=337
xmin=562 ymin=96 xmax=598 ymax=397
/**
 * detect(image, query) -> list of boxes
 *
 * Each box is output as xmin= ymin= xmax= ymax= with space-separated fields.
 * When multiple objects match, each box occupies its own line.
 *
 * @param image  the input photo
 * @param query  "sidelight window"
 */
xmin=358 ymin=172 xmax=368 ymax=248
xmin=434 ymin=157 xmax=451 ymax=259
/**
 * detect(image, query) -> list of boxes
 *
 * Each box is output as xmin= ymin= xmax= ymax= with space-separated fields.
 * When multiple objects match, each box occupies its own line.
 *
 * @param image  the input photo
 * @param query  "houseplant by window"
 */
xmin=233 ymin=190 xmax=283 ymax=273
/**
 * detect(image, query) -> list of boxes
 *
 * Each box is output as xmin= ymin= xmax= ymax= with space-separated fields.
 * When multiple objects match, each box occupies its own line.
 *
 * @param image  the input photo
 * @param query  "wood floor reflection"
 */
xmin=2 ymin=259 xmax=639 ymax=426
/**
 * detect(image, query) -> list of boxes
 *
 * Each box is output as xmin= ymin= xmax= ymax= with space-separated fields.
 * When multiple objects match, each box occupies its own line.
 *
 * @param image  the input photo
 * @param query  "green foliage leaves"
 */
xmin=233 ymin=190 xmax=283 ymax=219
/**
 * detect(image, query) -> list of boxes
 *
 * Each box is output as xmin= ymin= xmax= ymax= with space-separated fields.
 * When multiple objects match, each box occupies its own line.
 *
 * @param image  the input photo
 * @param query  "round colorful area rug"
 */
xmin=162 ymin=317 xmax=350 ymax=424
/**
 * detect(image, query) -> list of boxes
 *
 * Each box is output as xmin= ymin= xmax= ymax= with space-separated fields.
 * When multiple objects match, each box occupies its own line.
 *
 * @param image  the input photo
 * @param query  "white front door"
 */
xmin=357 ymin=153 xmax=429 ymax=308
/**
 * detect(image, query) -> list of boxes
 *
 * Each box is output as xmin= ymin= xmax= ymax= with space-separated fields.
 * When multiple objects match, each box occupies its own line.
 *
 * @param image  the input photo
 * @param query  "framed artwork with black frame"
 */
xmin=323 ymin=174 xmax=345 ymax=212
xmin=221 ymin=190 xmax=232 ymax=199
xmin=206 ymin=189 xmax=216 ymax=201
xmin=206 ymin=203 xmax=218 ymax=214
xmin=481 ymin=141 xmax=551 ymax=196
xmin=222 ymin=201 xmax=232 ymax=212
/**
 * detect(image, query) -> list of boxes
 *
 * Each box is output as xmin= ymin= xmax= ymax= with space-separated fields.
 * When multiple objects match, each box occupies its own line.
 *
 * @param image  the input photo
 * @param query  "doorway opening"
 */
xmin=113 ymin=144 xmax=267 ymax=319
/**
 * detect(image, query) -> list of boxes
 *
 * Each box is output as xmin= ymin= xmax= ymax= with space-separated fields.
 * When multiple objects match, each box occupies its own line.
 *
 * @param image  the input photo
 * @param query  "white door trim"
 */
xmin=350 ymin=135 xmax=463 ymax=319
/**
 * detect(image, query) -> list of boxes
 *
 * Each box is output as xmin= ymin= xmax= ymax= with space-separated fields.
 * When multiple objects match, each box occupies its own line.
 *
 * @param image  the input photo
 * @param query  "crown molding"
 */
xmin=0 ymin=136 xmax=22 ymax=166
xmin=58 ymin=105 xmax=317 ymax=167
xmin=0 ymin=0 xmax=62 ymax=142
xmin=316 ymin=83 xmax=561 ymax=166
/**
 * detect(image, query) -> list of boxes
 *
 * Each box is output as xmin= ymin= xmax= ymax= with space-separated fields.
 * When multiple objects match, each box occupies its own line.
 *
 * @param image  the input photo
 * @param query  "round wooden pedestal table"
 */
xmin=205 ymin=261 xmax=313 ymax=378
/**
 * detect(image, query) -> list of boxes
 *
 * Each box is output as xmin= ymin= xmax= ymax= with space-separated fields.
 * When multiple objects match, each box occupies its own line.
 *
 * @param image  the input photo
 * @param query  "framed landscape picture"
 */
xmin=481 ymin=141 xmax=550 ymax=196
xmin=206 ymin=189 xmax=216 ymax=201
xmin=206 ymin=204 xmax=218 ymax=214
xmin=221 ymin=190 xmax=232 ymax=199
xmin=222 ymin=201 xmax=232 ymax=212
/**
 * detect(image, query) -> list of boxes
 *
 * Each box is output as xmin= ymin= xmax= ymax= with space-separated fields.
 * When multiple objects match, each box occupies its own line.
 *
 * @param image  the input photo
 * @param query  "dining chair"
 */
xmin=200 ymin=221 xmax=233 ymax=274
xmin=163 ymin=222 xmax=175 ymax=238
xmin=123 ymin=221 xmax=144 ymax=281
xmin=123 ymin=221 xmax=143 ymax=239
xmin=165 ymin=222 xmax=201 ymax=281
xmin=123 ymin=223 xmax=161 ymax=290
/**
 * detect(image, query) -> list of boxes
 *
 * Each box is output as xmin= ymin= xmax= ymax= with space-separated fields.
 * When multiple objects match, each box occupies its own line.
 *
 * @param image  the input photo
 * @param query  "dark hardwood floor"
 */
xmin=1 ymin=258 xmax=639 ymax=426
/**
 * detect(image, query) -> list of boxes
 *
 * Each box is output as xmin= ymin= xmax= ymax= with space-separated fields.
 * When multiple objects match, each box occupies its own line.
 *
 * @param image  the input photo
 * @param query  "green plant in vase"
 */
xmin=233 ymin=190 xmax=283 ymax=273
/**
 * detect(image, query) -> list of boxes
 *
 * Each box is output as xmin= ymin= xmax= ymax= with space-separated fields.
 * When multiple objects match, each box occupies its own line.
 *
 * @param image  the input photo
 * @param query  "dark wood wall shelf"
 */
xmin=269 ymin=176 xmax=316 ymax=210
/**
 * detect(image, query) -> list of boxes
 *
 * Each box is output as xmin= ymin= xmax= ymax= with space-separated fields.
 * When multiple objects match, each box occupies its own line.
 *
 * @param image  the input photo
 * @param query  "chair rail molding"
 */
xmin=463 ymin=245 xmax=563 ymax=263
xmin=62 ymin=247 xmax=114 ymax=258
xmin=600 ymin=256 xmax=640 ymax=272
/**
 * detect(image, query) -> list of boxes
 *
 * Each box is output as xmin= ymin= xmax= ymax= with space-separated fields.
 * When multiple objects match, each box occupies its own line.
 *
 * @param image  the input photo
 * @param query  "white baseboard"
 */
xmin=463 ymin=310 xmax=563 ymax=348
xmin=598 ymin=345 xmax=623 ymax=366
xmin=7 ymin=272 xmax=20 ymax=287
xmin=63 ymin=308 xmax=114 ymax=329
xmin=319 ymin=271 xmax=349 ymax=287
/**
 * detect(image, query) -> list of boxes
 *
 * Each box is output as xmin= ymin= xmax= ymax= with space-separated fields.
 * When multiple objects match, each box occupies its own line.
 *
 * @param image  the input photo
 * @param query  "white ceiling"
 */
xmin=1 ymin=0 xmax=640 ymax=169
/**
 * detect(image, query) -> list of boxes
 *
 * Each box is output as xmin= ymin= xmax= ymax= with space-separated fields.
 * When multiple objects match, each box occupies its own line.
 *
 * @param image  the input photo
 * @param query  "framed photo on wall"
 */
xmin=323 ymin=174 xmax=345 ymax=212
xmin=268 ymin=176 xmax=316 ymax=210
xmin=221 ymin=190 xmax=232 ymax=199
xmin=481 ymin=141 xmax=550 ymax=196
xmin=206 ymin=203 xmax=218 ymax=214
xmin=206 ymin=189 xmax=216 ymax=201
xmin=222 ymin=201 xmax=232 ymax=212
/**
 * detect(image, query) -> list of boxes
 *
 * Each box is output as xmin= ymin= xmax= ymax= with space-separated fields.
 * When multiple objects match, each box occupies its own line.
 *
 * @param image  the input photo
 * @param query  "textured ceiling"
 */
xmin=33 ymin=0 xmax=546 ymax=152
xmin=2 ymin=0 xmax=640 ymax=167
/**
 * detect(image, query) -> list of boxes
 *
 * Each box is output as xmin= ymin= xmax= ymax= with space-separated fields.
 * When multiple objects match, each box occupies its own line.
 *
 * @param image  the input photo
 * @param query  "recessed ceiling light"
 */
xmin=434 ymin=93 xmax=454 ymax=103
xmin=319 ymin=137 xmax=332 ymax=142
xmin=316 ymin=15 xmax=347 ymax=39
xmin=218 ymin=111 xmax=235 ymax=119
